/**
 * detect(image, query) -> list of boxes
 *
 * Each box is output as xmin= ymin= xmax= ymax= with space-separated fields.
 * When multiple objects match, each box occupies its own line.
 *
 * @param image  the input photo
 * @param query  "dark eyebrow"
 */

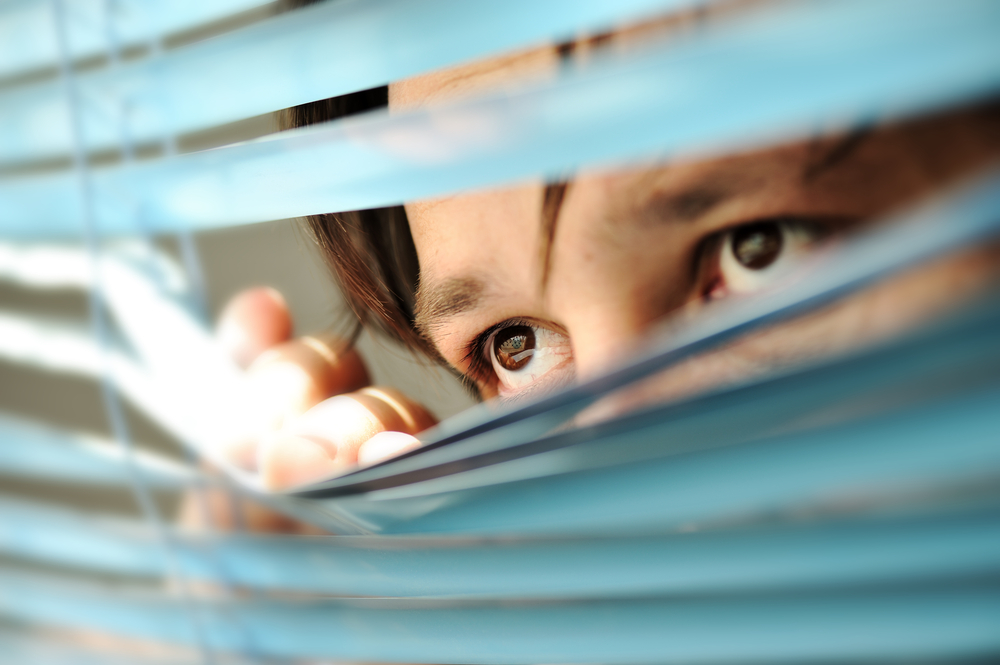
xmin=540 ymin=181 xmax=569 ymax=286
xmin=414 ymin=276 xmax=485 ymax=337
xmin=647 ymin=185 xmax=733 ymax=223
xmin=627 ymin=175 xmax=742 ymax=228
xmin=802 ymin=126 xmax=872 ymax=182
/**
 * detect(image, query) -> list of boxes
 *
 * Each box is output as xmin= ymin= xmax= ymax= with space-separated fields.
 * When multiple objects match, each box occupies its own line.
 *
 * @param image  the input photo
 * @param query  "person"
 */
xmin=189 ymin=7 xmax=1000 ymax=521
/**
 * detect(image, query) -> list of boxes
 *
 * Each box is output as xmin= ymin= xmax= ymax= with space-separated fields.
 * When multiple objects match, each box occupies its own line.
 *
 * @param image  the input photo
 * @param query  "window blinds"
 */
xmin=0 ymin=0 xmax=998 ymax=663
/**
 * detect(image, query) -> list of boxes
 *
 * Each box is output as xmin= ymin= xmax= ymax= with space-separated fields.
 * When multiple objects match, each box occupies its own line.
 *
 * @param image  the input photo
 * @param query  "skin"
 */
xmin=192 ymin=41 xmax=1000 ymax=510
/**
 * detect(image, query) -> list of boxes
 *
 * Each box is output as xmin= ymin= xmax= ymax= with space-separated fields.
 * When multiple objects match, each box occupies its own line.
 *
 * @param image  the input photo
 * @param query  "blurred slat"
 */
xmin=1 ymin=0 xmax=998 ymax=661
xmin=2 ymin=496 xmax=999 ymax=599
xmin=0 ymin=568 xmax=997 ymax=663
xmin=0 ymin=415 xmax=196 ymax=488
xmin=315 ymin=295 xmax=1000 ymax=501
xmin=3 ymin=0 xmax=998 ymax=236
xmin=0 ymin=628 xmax=214 ymax=665
xmin=0 ymin=0 xmax=275 ymax=80
xmin=312 ymin=385 xmax=1000 ymax=535
xmin=0 ymin=241 xmax=187 ymax=291
xmin=0 ymin=0 xmax=704 ymax=164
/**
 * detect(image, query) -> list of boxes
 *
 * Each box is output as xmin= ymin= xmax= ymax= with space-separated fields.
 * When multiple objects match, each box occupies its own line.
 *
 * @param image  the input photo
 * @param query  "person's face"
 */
xmin=392 ymin=44 xmax=1000 ymax=406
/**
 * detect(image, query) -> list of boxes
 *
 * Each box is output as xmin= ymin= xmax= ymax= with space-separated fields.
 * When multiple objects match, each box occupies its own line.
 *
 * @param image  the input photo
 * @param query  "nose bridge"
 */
xmin=556 ymin=290 xmax=653 ymax=383
xmin=546 ymin=232 xmax=672 ymax=384
xmin=544 ymin=182 xmax=688 ymax=383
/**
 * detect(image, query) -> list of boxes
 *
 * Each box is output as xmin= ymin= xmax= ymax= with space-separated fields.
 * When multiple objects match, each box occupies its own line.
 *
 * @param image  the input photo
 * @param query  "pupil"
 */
xmin=732 ymin=222 xmax=783 ymax=270
xmin=494 ymin=325 xmax=536 ymax=371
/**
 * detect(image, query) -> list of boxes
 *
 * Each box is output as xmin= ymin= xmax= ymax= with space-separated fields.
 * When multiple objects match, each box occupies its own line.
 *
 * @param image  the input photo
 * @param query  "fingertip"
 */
xmin=258 ymin=389 xmax=435 ymax=489
xmin=217 ymin=287 xmax=293 ymax=368
xmin=258 ymin=433 xmax=340 ymax=491
xmin=358 ymin=431 xmax=422 ymax=466
xmin=355 ymin=386 xmax=438 ymax=434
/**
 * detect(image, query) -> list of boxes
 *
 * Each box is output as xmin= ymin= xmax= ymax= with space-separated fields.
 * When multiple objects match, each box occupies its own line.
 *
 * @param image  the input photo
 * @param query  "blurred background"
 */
xmin=0 ymin=216 xmax=474 ymax=518
xmin=0 ymin=3 xmax=473 ymax=521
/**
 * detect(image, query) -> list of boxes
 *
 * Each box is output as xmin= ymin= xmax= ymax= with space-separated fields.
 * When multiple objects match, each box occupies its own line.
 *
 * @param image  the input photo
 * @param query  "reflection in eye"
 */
xmin=494 ymin=325 xmax=535 ymax=371
xmin=706 ymin=219 xmax=821 ymax=299
xmin=488 ymin=323 xmax=573 ymax=395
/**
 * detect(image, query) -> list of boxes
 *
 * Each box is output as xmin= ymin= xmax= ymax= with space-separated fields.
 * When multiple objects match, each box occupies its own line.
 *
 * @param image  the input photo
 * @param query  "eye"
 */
xmin=487 ymin=322 xmax=573 ymax=396
xmin=704 ymin=219 xmax=822 ymax=299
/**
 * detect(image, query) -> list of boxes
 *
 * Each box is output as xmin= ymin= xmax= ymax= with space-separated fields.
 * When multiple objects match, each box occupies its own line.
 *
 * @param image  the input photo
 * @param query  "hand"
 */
xmin=216 ymin=287 xmax=438 ymax=490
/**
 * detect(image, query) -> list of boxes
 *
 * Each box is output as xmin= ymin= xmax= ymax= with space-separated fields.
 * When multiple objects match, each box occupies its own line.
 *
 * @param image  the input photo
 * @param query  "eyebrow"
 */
xmin=802 ymin=126 xmax=872 ymax=182
xmin=540 ymin=181 xmax=569 ymax=286
xmin=625 ymin=173 xmax=745 ymax=229
xmin=414 ymin=275 xmax=485 ymax=337
xmin=647 ymin=184 xmax=734 ymax=223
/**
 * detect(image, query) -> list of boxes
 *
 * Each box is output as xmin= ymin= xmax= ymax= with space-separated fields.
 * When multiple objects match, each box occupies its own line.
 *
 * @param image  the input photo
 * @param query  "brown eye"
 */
xmin=711 ymin=219 xmax=821 ymax=299
xmin=493 ymin=325 xmax=535 ymax=371
xmin=731 ymin=222 xmax=783 ymax=270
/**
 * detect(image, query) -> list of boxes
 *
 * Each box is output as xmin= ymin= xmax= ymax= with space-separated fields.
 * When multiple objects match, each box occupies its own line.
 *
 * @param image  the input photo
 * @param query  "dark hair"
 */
xmin=278 ymin=0 xmax=434 ymax=361
xmin=279 ymin=91 xmax=570 ymax=375
xmin=278 ymin=92 xmax=435 ymax=360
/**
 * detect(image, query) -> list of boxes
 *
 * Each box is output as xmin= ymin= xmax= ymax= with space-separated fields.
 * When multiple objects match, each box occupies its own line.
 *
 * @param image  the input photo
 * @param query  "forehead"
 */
xmin=407 ymin=185 xmax=546 ymax=327
xmin=392 ymin=46 xmax=566 ymax=329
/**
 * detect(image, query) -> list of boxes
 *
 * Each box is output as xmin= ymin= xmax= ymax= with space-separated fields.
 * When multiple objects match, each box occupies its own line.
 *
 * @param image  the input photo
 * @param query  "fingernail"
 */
xmin=358 ymin=431 xmax=422 ymax=466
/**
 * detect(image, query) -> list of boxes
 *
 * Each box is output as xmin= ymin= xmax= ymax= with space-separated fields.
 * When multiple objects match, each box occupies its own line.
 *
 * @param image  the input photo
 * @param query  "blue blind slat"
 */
xmin=1 ymin=0 xmax=999 ymax=659
xmin=317 ymin=296 xmax=1000 ymax=512
xmin=0 ymin=0 xmax=274 ymax=80
xmin=0 ymin=0 xmax=704 ymax=165
xmin=2 ymin=497 xmax=998 ymax=599
xmin=1 ymin=569 xmax=997 ymax=663
xmin=2 ymin=0 xmax=997 ymax=237
xmin=0 ymin=628 xmax=202 ymax=665
xmin=0 ymin=414 xmax=195 ymax=488
xmin=312 ymin=386 xmax=1000 ymax=535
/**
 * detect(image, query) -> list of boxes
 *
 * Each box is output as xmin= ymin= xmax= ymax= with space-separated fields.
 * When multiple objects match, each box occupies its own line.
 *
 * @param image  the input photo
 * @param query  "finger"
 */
xmin=247 ymin=335 xmax=370 ymax=430
xmin=358 ymin=431 xmax=423 ymax=466
xmin=216 ymin=287 xmax=293 ymax=368
xmin=259 ymin=386 xmax=436 ymax=491
xmin=219 ymin=336 xmax=369 ymax=471
xmin=220 ymin=337 xmax=369 ymax=471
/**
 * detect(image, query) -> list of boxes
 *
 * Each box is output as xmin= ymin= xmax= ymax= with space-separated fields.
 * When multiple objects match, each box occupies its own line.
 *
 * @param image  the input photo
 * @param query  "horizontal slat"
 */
xmin=1 ymin=569 xmax=997 ymax=663
xmin=313 ymin=294 xmax=1000 ymax=503
xmin=0 ymin=0 xmax=275 ymax=80
xmin=308 ymin=385 xmax=1000 ymax=535
xmin=0 ymin=240 xmax=187 ymax=292
xmin=3 ymin=0 xmax=999 ymax=236
xmin=0 ymin=627 xmax=216 ymax=665
xmin=0 ymin=415 xmax=197 ymax=488
xmin=0 ymin=310 xmax=106 ymax=376
xmin=1 ymin=496 xmax=998 ymax=599
xmin=0 ymin=0 xmax=702 ymax=164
